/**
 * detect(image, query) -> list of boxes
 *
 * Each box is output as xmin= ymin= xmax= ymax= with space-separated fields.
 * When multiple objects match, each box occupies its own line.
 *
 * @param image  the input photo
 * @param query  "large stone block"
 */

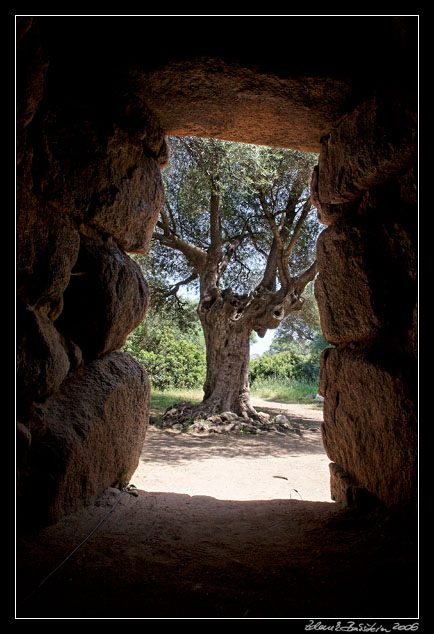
xmin=16 ymin=303 xmax=70 ymax=409
xmin=319 ymin=346 xmax=417 ymax=512
xmin=310 ymin=165 xmax=355 ymax=227
xmin=315 ymin=222 xmax=383 ymax=344
xmin=19 ymin=351 xmax=150 ymax=528
xmin=329 ymin=462 xmax=379 ymax=510
xmin=85 ymin=148 xmax=164 ymax=253
xmin=55 ymin=237 xmax=149 ymax=360
xmin=317 ymin=96 xmax=416 ymax=205
xmin=314 ymin=191 xmax=417 ymax=346
xmin=131 ymin=59 xmax=354 ymax=153
xmin=29 ymin=103 xmax=165 ymax=254
xmin=16 ymin=205 xmax=81 ymax=320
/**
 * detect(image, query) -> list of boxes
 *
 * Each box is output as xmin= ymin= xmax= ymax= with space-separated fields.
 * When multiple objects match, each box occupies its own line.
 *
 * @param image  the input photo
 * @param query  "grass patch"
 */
xmin=250 ymin=378 xmax=320 ymax=404
xmin=149 ymin=379 xmax=320 ymax=425
xmin=150 ymin=388 xmax=204 ymax=423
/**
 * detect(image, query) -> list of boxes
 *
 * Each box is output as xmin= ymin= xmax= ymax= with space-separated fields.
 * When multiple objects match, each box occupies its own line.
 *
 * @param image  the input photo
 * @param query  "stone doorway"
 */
xmin=16 ymin=15 xmax=418 ymax=619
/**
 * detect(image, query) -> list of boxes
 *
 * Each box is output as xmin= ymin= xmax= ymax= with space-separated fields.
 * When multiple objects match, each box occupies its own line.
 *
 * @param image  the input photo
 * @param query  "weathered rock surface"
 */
xmin=34 ymin=108 xmax=165 ymax=253
xmin=19 ymin=351 xmax=150 ymax=528
xmin=16 ymin=19 xmax=167 ymax=528
xmin=319 ymin=346 xmax=417 ymax=512
xmin=82 ymin=145 xmax=164 ymax=254
xmin=16 ymin=211 xmax=81 ymax=320
xmin=314 ymin=178 xmax=417 ymax=346
xmin=131 ymin=60 xmax=355 ymax=153
xmin=315 ymin=221 xmax=384 ymax=345
xmin=329 ymin=462 xmax=378 ymax=510
xmin=55 ymin=237 xmax=150 ymax=360
xmin=94 ymin=486 xmax=123 ymax=507
xmin=16 ymin=302 xmax=70 ymax=409
xmin=316 ymin=97 xmax=417 ymax=205
xmin=16 ymin=17 xmax=49 ymax=160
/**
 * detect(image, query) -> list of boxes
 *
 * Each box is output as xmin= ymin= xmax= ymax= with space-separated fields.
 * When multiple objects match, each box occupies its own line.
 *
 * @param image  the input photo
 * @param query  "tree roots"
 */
xmin=152 ymin=401 xmax=306 ymax=436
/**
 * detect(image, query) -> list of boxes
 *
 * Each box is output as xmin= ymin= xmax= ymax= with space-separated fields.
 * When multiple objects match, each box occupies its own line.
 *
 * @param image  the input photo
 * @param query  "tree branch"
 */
xmin=257 ymin=188 xmax=292 ymax=289
xmin=294 ymin=259 xmax=318 ymax=292
xmin=153 ymin=211 xmax=207 ymax=272
xmin=164 ymin=200 xmax=178 ymax=235
xmin=208 ymin=187 xmax=223 ymax=261
xmin=257 ymin=188 xmax=284 ymax=252
xmin=219 ymin=236 xmax=244 ymax=277
xmin=165 ymin=271 xmax=199 ymax=298
xmin=284 ymin=198 xmax=313 ymax=258
xmin=260 ymin=237 xmax=278 ymax=291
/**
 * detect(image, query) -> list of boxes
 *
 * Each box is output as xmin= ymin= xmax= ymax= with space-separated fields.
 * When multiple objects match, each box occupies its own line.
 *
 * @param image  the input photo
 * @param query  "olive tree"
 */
xmin=150 ymin=136 xmax=321 ymax=420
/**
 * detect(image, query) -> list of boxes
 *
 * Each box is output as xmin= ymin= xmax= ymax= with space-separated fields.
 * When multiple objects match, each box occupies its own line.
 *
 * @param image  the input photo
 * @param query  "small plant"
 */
xmin=118 ymin=468 xmax=129 ymax=491
xmin=116 ymin=469 xmax=139 ymax=496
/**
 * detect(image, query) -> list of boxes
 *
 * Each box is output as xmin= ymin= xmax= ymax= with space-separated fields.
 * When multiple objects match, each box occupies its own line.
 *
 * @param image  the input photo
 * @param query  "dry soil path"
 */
xmin=133 ymin=397 xmax=330 ymax=503
xmin=16 ymin=399 xmax=418 ymax=619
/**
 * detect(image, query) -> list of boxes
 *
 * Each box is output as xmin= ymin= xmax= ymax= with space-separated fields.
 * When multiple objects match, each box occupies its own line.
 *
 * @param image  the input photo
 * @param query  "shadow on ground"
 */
xmin=16 ymin=489 xmax=417 ymax=619
xmin=142 ymin=425 xmax=327 ymax=466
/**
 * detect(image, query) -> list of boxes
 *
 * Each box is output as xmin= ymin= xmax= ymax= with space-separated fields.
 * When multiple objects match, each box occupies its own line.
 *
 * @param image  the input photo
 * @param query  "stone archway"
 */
xmin=16 ymin=15 xmax=417 ymax=529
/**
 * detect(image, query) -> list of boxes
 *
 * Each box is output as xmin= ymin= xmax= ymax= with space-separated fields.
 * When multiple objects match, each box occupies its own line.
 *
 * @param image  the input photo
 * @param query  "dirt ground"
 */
xmin=16 ymin=399 xmax=418 ymax=620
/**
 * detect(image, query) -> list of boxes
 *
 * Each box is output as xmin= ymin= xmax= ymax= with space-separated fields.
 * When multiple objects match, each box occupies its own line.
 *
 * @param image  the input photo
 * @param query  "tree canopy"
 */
xmin=150 ymin=136 xmax=321 ymax=315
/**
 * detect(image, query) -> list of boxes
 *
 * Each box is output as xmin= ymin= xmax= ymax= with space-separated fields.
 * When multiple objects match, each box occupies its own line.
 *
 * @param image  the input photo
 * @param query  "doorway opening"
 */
xmin=124 ymin=135 xmax=331 ymax=504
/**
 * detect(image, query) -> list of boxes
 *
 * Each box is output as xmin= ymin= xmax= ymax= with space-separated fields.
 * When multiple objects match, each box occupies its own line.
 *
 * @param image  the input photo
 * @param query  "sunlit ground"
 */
xmin=132 ymin=425 xmax=332 ymax=503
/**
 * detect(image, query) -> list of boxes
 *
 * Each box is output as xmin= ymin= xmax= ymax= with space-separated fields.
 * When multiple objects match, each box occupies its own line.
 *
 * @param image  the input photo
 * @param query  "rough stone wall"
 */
xmin=312 ymin=96 xmax=417 ymax=513
xmin=16 ymin=16 xmax=417 ymax=527
xmin=16 ymin=18 xmax=167 ymax=529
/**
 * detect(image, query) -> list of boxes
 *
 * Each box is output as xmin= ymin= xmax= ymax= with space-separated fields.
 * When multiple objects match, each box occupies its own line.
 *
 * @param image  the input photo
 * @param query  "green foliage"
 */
xmin=250 ymin=351 xmax=306 ymax=384
xmin=149 ymin=389 xmax=203 ymax=423
xmin=149 ymin=383 xmax=317 ymax=418
xmin=124 ymin=286 xmax=204 ymax=350
xmin=250 ymin=377 xmax=320 ymax=403
xmin=129 ymin=253 xmax=205 ymax=343
xmin=250 ymin=329 xmax=332 ymax=387
xmin=123 ymin=295 xmax=206 ymax=390
xmin=124 ymin=325 xmax=206 ymax=390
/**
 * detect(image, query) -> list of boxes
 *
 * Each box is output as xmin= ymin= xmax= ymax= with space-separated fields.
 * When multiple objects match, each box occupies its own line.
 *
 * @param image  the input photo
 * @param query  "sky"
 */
xmin=250 ymin=329 xmax=274 ymax=357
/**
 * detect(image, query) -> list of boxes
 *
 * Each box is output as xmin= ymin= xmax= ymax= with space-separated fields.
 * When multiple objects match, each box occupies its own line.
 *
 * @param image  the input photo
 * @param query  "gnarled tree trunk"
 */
xmin=197 ymin=274 xmax=315 ymax=417
xmin=162 ymin=271 xmax=316 ymax=425
xmin=199 ymin=294 xmax=254 ymax=418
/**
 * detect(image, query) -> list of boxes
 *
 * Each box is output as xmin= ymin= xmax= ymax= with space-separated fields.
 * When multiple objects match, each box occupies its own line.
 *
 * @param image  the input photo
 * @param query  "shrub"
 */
xmin=249 ymin=351 xmax=307 ymax=384
xmin=251 ymin=331 xmax=332 ymax=387
xmin=125 ymin=326 xmax=206 ymax=390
